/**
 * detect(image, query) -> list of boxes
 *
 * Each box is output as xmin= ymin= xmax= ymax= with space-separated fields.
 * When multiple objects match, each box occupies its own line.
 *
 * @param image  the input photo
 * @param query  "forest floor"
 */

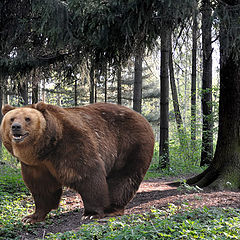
xmin=20 ymin=178 xmax=240 ymax=239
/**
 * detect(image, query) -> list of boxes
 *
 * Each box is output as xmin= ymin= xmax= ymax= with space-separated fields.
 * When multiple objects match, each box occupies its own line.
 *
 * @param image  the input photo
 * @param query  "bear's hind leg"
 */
xmin=106 ymin=174 xmax=141 ymax=216
xmin=21 ymin=162 xmax=62 ymax=224
xmin=70 ymin=172 xmax=110 ymax=219
xmin=106 ymin=146 xmax=153 ymax=217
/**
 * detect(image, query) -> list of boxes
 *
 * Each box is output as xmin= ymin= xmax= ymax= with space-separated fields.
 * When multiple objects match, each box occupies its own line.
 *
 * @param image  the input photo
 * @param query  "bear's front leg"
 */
xmin=21 ymin=162 xmax=62 ymax=224
xmin=22 ymin=188 xmax=62 ymax=224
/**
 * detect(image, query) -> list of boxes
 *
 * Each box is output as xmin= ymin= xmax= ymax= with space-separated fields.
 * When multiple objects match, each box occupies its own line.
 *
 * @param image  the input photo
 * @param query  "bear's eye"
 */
xmin=10 ymin=118 xmax=14 ymax=122
xmin=25 ymin=117 xmax=31 ymax=122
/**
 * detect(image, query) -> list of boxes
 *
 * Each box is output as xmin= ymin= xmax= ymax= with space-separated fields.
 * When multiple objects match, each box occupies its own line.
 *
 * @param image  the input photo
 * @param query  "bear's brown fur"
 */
xmin=0 ymin=102 xmax=155 ymax=223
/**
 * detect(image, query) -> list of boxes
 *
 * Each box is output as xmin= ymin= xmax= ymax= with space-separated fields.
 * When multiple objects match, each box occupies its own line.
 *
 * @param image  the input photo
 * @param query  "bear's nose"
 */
xmin=11 ymin=122 xmax=22 ymax=131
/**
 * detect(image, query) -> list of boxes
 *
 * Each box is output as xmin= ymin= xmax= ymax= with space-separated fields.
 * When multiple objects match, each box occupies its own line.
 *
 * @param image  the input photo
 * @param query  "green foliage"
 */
xmin=0 ymin=194 xmax=32 ymax=239
xmin=0 ymin=165 xmax=33 ymax=239
xmin=45 ymin=207 xmax=240 ymax=239
xmin=0 ymin=165 xmax=27 ymax=195
xmin=1 ymin=0 xmax=196 ymax=79
xmin=145 ymin=140 xmax=206 ymax=180
xmin=1 ymin=146 xmax=19 ymax=167
xmin=177 ymin=180 xmax=203 ymax=193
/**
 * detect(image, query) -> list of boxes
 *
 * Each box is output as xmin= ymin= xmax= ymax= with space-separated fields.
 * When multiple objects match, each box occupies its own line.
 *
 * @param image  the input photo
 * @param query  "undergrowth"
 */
xmin=46 ymin=207 xmax=240 ymax=239
xmin=145 ymin=142 xmax=206 ymax=180
xmin=0 ymin=165 xmax=33 ymax=239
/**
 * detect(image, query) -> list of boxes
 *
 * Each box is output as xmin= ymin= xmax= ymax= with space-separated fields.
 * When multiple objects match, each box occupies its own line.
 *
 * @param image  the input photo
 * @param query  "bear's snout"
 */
xmin=10 ymin=121 xmax=29 ymax=143
xmin=11 ymin=122 xmax=22 ymax=132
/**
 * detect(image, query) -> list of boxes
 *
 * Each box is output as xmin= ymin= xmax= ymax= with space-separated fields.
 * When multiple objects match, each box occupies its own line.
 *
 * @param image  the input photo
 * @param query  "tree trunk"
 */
xmin=32 ymin=81 xmax=38 ymax=104
xmin=133 ymin=46 xmax=143 ymax=113
xmin=191 ymin=6 xmax=198 ymax=145
xmin=200 ymin=0 xmax=213 ymax=166
xmin=18 ymin=81 xmax=28 ymax=105
xmin=104 ymin=64 xmax=108 ymax=103
xmin=95 ymin=72 xmax=98 ymax=103
xmin=187 ymin=1 xmax=240 ymax=189
xmin=89 ymin=66 xmax=95 ymax=104
xmin=117 ymin=64 xmax=122 ymax=105
xmin=169 ymin=34 xmax=185 ymax=146
xmin=159 ymin=28 xmax=170 ymax=169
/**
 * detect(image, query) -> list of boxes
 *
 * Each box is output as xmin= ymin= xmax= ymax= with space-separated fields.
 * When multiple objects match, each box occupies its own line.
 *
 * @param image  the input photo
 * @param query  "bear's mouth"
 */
xmin=12 ymin=132 xmax=29 ymax=143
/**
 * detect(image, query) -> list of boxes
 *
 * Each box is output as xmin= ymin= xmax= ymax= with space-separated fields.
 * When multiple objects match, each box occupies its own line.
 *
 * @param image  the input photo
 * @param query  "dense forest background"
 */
xmin=1 ymin=1 xmax=240 ymax=239
xmin=0 ymin=0 xmax=240 ymax=188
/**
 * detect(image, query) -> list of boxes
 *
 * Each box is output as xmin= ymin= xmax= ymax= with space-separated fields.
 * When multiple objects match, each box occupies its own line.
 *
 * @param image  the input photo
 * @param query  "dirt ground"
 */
xmin=20 ymin=178 xmax=240 ymax=239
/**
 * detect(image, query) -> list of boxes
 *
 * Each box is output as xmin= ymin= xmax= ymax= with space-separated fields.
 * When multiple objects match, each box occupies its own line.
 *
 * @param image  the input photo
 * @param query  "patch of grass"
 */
xmin=0 ymin=164 xmax=27 ymax=195
xmin=0 ymin=165 xmax=34 ymax=239
xmin=0 ymin=195 xmax=34 ymax=239
xmin=1 ymin=146 xmax=18 ymax=166
xmin=145 ymin=158 xmax=205 ymax=181
xmin=45 ymin=207 xmax=240 ymax=239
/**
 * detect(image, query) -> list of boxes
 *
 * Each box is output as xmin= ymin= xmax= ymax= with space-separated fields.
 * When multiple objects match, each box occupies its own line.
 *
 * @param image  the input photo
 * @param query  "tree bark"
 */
xmin=200 ymin=0 xmax=213 ymax=166
xmin=32 ymin=81 xmax=38 ymax=104
xmin=89 ymin=65 xmax=95 ymax=104
xmin=187 ymin=1 xmax=240 ymax=189
xmin=18 ymin=81 xmax=28 ymax=105
xmin=169 ymin=34 xmax=185 ymax=146
xmin=95 ymin=74 xmax=98 ymax=103
xmin=104 ymin=64 xmax=108 ymax=103
xmin=133 ymin=46 xmax=143 ymax=113
xmin=159 ymin=28 xmax=170 ymax=169
xmin=191 ymin=6 xmax=198 ymax=145
xmin=117 ymin=64 xmax=122 ymax=105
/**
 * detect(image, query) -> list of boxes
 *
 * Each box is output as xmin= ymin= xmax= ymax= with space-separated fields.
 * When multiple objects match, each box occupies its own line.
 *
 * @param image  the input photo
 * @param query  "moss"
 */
xmin=209 ymin=172 xmax=240 ymax=190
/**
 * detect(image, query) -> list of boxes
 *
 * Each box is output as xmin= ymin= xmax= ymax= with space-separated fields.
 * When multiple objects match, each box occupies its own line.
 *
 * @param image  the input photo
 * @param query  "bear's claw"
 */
xmin=22 ymin=214 xmax=46 ymax=224
xmin=81 ymin=214 xmax=100 ymax=221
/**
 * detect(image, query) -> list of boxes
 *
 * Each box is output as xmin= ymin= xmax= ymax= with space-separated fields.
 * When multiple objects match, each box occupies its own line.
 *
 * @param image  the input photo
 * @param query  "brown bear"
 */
xmin=0 ymin=102 xmax=155 ymax=224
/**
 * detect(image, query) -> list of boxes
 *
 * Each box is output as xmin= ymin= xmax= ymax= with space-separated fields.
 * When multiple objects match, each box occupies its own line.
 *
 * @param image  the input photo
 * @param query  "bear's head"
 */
xmin=1 ymin=102 xmax=63 ymax=162
xmin=0 ymin=103 xmax=47 ymax=147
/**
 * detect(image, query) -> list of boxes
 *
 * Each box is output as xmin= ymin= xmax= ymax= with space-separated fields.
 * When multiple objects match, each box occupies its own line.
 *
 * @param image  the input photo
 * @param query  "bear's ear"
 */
xmin=2 ymin=105 xmax=15 ymax=115
xmin=35 ymin=102 xmax=48 ymax=113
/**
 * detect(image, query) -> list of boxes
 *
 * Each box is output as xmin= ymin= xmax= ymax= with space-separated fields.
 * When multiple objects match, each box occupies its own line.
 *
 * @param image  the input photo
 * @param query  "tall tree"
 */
xmin=187 ymin=0 xmax=240 ymax=189
xmin=103 ymin=63 xmax=108 ymax=103
xmin=191 ymin=5 xmax=198 ymax=145
xmin=32 ymin=74 xmax=38 ymax=104
xmin=117 ymin=64 xmax=122 ymax=105
xmin=159 ymin=28 xmax=170 ymax=169
xmin=89 ymin=65 xmax=95 ymax=104
xmin=169 ymin=35 xmax=184 ymax=139
xmin=133 ymin=46 xmax=143 ymax=113
xmin=18 ymin=80 xmax=28 ymax=105
xmin=95 ymin=72 xmax=99 ymax=103
xmin=201 ymin=0 xmax=213 ymax=166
